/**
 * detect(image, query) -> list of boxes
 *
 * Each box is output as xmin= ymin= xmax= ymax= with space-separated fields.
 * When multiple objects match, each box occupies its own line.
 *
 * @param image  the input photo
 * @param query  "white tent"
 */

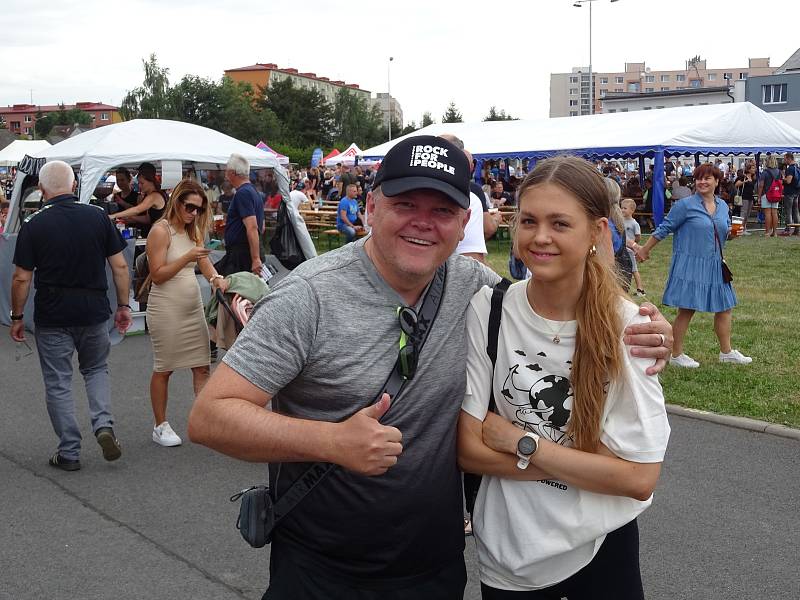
xmin=324 ymin=143 xmax=362 ymax=166
xmin=5 ymin=119 xmax=290 ymax=232
xmin=323 ymin=142 xmax=379 ymax=167
xmin=361 ymin=102 xmax=800 ymax=224
xmin=771 ymin=110 xmax=800 ymax=134
xmin=0 ymin=140 xmax=51 ymax=167
xmin=362 ymin=103 xmax=800 ymax=160
xmin=0 ymin=119 xmax=311 ymax=330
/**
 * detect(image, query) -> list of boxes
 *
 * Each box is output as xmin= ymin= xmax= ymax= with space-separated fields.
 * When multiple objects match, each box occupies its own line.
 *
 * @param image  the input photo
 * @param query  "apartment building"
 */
xmin=551 ymin=57 xmax=774 ymax=117
xmin=0 ymin=102 xmax=120 ymax=137
xmin=225 ymin=63 xmax=372 ymax=106
xmin=373 ymin=92 xmax=403 ymax=129
xmin=225 ymin=63 xmax=402 ymax=127
xmin=738 ymin=48 xmax=800 ymax=113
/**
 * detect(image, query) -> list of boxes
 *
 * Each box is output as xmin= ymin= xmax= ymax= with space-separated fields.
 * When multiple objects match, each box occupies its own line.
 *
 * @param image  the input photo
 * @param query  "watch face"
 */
xmin=517 ymin=435 xmax=536 ymax=456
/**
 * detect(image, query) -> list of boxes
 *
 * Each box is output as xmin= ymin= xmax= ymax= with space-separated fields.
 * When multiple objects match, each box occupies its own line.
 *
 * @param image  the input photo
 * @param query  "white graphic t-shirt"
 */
xmin=462 ymin=281 xmax=670 ymax=591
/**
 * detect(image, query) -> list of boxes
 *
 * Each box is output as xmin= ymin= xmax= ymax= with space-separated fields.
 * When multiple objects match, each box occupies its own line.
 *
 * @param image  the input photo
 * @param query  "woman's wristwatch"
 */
xmin=516 ymin=432 xmax=540 ymax=470
xmin=209 ymin=274 xmax=224 ymax=283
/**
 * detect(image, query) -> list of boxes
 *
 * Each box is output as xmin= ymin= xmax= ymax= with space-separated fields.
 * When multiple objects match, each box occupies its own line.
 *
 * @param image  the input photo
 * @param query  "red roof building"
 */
xmin=0 ymin=102 xmax=121 ymax=137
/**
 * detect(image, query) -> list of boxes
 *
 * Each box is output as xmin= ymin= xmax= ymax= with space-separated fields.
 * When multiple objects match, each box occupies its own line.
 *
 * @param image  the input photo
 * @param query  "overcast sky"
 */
xmin=2 ymin=0 xmax=797 ymax=126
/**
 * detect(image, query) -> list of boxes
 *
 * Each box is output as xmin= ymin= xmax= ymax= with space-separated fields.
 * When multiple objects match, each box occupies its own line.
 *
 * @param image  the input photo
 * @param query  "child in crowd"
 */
xmin=621 ymin=198 xmax=646 ymax=297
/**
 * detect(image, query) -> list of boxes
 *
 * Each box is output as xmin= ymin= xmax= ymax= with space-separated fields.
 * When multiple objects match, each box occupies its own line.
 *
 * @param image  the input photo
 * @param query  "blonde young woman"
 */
xmin=458 ymin=156 xmax=670 ymax=599
xmin=146 ymin=179 xmax=228 ymax=446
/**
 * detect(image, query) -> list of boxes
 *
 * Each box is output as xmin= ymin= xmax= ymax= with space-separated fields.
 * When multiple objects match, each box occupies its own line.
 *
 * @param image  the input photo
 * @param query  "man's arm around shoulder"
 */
xmin=188 ymin=363 xmax=403 ymax=476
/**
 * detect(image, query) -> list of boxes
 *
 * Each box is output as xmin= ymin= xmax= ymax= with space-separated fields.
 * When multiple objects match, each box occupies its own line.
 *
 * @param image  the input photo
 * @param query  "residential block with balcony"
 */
xmin=225 ymin=62 xmax=402 ymax=128
xmin=225 ymin=63 xmax=372 ymax=106
xmin=550 ymin=57 xmax=774 ymax=117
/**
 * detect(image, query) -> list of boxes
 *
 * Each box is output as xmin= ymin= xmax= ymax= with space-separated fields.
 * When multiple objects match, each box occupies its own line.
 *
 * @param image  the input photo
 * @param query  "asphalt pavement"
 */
xmin=0 ymin=330 xmax=797 ymax=600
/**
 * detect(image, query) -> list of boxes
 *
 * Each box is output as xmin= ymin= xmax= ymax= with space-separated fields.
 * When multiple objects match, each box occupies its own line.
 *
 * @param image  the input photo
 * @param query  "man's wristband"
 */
xmin=10 ymin=312 xmax=23 ymax=321
xmin=118 ymin=304 xmax=132 ymax=310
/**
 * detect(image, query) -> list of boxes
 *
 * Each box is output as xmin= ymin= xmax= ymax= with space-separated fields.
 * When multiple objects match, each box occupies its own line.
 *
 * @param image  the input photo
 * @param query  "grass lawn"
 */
xmin=313 ymin=232 xmax=800 ymax=428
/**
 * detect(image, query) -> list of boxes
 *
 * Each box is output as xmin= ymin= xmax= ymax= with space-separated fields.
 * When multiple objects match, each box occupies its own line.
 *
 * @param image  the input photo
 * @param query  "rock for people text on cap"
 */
xmin=409 ymin=144 xmax=455 ymax=175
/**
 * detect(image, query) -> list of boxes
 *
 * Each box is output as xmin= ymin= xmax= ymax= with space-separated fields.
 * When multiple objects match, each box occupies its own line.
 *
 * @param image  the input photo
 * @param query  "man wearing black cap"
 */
xmin=188 ymin=135 xmax=672 ymax=598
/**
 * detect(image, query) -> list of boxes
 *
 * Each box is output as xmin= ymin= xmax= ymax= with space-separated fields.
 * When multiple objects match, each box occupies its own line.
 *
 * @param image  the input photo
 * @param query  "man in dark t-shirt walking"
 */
xmin=11 ymin=160 xmax=132 ymax=471
xmin=217 ymin=153 xmax=264 ymax=276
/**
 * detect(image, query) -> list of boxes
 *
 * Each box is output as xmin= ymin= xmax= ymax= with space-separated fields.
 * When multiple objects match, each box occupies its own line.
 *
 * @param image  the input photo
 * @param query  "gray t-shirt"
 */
xmin=224 ymin=238 xmax=499 ymax=583
xmin=623 ymin=217 xmax=641 ymax=262
xmin=623 ymin=217 xmax=641 ymax=243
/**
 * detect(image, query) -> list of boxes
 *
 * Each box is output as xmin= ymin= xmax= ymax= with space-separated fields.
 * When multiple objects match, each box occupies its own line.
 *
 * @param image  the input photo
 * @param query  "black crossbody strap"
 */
xmin=706 ymin=210 xmax=725 ymax=260
xmin=487 ymin=278 xmax=512 ymax=413
xmin=272 ymin=262 xmax=448 ymax=524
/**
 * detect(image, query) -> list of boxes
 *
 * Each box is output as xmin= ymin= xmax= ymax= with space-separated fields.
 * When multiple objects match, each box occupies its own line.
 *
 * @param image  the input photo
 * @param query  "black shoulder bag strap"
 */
xmin=270 ymin=262 xmax=448 ymax=525
xmin=464 ymin=277 xmax=511 ymax=516
xmin=706 ymin=210 xmax=733 ymax=283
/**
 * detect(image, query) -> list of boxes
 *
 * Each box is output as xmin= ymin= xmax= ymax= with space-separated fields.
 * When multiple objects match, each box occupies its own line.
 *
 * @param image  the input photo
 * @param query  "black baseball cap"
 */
xmin=373 ymin=135 xmax=470 ymax=209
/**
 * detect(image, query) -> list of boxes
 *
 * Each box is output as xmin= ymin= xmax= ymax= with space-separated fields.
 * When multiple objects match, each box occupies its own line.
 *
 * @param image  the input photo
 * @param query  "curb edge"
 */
xmin=666 ymin=404 xmax=800 ymax=441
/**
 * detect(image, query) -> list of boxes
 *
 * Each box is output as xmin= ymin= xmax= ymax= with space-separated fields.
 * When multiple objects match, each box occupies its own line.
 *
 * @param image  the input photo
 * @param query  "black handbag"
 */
xmin=231 ymin=264 xmax=448 ymax=547
xmin=269 ymin=199 xmax=305 ymax=270
xmin=464 ymin=278 xmax=511 ymax=516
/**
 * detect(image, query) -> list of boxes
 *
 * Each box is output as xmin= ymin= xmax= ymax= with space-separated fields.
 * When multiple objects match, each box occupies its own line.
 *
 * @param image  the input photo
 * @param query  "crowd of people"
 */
xmin=7 ymin=131 xmax=771 ymax=599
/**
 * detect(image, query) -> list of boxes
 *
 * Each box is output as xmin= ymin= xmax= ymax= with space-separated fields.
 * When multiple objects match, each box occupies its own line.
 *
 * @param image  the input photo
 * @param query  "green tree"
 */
xmin=483 ymin=106 xmax=517 ymax=121
xmin=442 ymin=102 xmax=463 ymax=123
xmin=332 ymin=88 xmax=384 ymax=147
xmin=399 ymin=121 xmax=418 ymax=136
xmin=218 ymin=78 xmax=282 ymax=145
xmin=421 ymin=111 xmax=435 ymax=127
xmin=168 ymin=75 xmax=281 ymax=144
xmin=167 ymin=75 xmax=220 ymax=126
xmin=120 ymin=53 xmax=171 ymax=119
xmin=263 ymin=78 xmax=333 ymax=147
xmin=35 ymin=105 xmax=92 ymax=137
xmin=269 ymin=143 xmax=315 ymax=166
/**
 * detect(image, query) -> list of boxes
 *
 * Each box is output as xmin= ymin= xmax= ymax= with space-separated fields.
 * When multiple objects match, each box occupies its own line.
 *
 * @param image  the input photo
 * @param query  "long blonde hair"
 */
xmin=515 ymin=156 xmax=624 ymax=452
xmin=162 ymin=179 xmax=212 ymax=243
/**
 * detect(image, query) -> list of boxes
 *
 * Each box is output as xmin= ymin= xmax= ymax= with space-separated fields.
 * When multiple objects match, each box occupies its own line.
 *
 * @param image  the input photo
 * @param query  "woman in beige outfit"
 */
xmin=146 ymin=180 xmax=228 ymax=446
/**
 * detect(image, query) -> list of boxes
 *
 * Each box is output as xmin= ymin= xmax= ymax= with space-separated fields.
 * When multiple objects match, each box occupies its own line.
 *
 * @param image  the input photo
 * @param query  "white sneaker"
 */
xmin=670 ymin=353 xmax=700 ymax=368
xmin=152 ymin=421 xmax=182 ymax=447
xmin=719 ymin=349 xmax=753 ymax=365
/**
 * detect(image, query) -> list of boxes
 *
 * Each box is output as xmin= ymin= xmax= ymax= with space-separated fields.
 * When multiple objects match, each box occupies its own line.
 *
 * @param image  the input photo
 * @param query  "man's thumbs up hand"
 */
xmin=333 ymin=394 xmax=403 ymax=476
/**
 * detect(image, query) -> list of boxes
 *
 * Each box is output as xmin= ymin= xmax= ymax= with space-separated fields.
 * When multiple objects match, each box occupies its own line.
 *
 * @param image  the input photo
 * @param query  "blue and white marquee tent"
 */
xmin=362 ymin=102 xmax=800 ymax=225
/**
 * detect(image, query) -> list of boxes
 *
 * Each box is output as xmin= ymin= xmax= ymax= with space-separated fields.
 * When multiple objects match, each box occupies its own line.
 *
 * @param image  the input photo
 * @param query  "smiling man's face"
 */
xmin=366 ymin=188 xmax=468 ymax=291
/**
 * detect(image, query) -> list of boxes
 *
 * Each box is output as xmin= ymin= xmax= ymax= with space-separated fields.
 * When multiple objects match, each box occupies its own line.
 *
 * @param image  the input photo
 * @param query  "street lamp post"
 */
xmin=387 ymin=56 xmax=394 ymax=141
xmin=572 ymin=0 xmax=619 ymax=115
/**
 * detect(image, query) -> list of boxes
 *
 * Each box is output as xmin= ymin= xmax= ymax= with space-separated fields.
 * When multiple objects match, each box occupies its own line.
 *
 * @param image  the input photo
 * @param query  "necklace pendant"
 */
xmin=553 ymin=335 xmax=560 ymax=344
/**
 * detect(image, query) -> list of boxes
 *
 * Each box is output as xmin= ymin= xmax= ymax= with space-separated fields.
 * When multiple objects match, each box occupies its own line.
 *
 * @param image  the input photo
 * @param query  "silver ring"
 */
xmin=658 ymin=333 xmax=666 ymax=346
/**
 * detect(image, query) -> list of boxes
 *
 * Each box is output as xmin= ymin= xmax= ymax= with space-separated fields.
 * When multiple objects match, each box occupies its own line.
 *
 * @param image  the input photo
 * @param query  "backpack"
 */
xmin=766 ymin=170 xmax=783 ymax=202
xmin=464 ymin=278 xmax=511 ymax=517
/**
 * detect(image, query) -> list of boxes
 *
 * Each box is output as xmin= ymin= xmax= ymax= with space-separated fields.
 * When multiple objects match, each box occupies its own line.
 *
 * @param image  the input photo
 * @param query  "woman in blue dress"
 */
xmin=636 ymin=163 xmax=751 ymax=368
